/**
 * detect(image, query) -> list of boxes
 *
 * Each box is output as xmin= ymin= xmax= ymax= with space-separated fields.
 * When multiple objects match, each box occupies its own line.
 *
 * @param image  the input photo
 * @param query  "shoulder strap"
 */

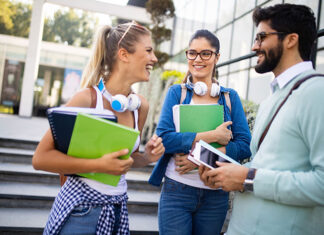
xmin=180 ymin=84 xmax=187 ymax=104
xmin=258 ymin=73 xmax=324 ymax=150
xmin=90 ymin=87 xmax=97 ymax=108
xmin=224 ymin=92 xmax=231 ymax=113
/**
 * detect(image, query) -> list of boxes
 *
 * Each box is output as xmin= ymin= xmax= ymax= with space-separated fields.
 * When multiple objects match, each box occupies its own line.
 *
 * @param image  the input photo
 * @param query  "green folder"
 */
xmin=173 ymin=104 xmax=224 ymax=148
xmin=67 ymin=113 xmax=139 ymax=186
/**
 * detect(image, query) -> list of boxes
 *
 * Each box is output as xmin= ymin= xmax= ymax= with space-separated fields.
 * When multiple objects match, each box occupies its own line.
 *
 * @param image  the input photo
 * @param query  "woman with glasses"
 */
xmin=33 ymin=21 xmax=164 ymax=235
xmin=149 ymin=29 xmax=251 ymax=235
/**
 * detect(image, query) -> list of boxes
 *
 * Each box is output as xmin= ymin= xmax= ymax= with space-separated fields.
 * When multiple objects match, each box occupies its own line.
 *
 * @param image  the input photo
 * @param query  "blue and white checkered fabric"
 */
xmin=43 ymin=176 xmax=129 ymax=235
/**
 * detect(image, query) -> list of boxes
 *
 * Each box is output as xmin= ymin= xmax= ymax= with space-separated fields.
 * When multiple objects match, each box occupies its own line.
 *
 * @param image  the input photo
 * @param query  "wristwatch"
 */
xmin=242 ymin=168 xmax=256 ymax=192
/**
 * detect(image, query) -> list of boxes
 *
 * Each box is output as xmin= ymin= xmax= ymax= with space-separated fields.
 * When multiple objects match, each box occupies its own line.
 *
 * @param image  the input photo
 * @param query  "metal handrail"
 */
xmin=216 ymin=52 xmax=256 ymax=68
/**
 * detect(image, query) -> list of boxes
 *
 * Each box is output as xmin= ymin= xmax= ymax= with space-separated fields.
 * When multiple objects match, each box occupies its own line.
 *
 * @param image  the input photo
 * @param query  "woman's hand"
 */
xmin=175 ymin=154 xmax=198 ymax=174
xmin=97 ymin=149 xmax=134 ymax=175
xmin=145 ymin=134 xmax=165 ymax=163
xmin=213 ymin=121 xmax=233 ymax=145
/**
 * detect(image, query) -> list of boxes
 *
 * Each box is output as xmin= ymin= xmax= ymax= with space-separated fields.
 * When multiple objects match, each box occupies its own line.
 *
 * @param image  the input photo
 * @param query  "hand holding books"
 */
xmin=96 ymin=149 xmax=133 ymax=175
xmin=210 ymin=121 xmax=233 ymax=146
xmin=175 ymin=153 xmax=198 ymax=174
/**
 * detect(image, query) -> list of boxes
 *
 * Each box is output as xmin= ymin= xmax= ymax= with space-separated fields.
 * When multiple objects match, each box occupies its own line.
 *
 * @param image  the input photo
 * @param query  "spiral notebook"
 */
xmin=47 ymin=106 xmax=117 ymax=153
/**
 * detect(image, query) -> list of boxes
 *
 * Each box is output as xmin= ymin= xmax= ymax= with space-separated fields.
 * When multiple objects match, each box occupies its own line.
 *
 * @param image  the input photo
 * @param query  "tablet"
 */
xmin=189 ymin=140 xmax=240 ymax=169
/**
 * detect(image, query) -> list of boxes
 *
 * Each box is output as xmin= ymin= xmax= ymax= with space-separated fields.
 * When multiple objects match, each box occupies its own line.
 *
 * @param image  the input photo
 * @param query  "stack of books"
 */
xmin=47 ymin=107 xmax=139 ymax=186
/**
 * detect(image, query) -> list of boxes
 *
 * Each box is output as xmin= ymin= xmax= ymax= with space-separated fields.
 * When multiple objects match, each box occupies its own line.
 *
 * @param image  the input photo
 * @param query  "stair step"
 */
xmin=0 ymin=207 xmax=158 ymax=235
xmin=0 ymin=146 xmax=156 ymax=172
xmin=0 ymin=138 xmax=38 ymax=151
xmin=0 ymin=162 xmax=161 ymax=191
xmin=0 ymin=181 xmax=159 ymax=213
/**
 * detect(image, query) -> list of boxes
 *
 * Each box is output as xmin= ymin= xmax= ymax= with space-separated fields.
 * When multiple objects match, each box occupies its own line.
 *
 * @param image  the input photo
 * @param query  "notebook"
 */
xmin=67 ymin=113 xmax=140 ymax=186
xmin=47 ymin=106 xmax=117 ymax=153
xmin=173 ymin=104 xmax=224 ymax=148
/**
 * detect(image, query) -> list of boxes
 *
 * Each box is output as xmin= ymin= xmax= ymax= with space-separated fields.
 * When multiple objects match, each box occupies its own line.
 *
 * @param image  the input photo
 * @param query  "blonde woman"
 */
xmin=33 ymin=21 xmax=164 ymax=235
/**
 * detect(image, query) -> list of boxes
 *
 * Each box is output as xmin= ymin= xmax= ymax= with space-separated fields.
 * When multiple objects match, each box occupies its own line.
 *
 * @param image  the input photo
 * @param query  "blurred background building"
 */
xmin=0 ymin=0 xmax=323 ymax=117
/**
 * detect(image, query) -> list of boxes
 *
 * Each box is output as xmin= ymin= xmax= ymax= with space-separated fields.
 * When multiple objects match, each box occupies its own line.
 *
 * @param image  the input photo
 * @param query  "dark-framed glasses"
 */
xmin=117 ymin=20 xmax=145 ymax=48
xmin=254 ymin=32 xmax=287 ymax=46
xmin=185 ymin=49 xmax=218 ymax=60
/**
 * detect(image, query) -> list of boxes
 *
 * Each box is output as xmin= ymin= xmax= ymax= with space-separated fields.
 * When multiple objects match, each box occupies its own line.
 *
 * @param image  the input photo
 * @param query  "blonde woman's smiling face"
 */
xmin=128 ymin=35 xmax=158 ymax=82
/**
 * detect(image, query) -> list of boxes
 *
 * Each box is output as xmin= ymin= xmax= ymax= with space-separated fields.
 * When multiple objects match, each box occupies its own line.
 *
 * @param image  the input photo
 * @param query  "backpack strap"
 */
xmin=258 ymin=73 xmax=324 ymax=150
xmin=180 ymin=84 xmax=187 ymax=104
xmin=224 ymin=92 xmax=231 ymax=113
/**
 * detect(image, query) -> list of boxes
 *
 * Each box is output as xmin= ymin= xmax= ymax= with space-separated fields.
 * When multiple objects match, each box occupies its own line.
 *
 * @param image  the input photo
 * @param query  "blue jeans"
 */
xmin=158 ymin=177 xmax=229 ymax=235
xmin=59 ymin=204 xmax=121 ymax=235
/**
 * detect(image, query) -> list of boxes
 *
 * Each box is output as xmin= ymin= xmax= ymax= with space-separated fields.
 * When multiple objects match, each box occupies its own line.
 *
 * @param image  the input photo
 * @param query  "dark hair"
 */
xmin=189 ymin=29 xmax=220 ymax=53
xmin=183 ymin=29 xmax=220 ymax=83
xmin=253 ymin=3 xmax=317 ymax=61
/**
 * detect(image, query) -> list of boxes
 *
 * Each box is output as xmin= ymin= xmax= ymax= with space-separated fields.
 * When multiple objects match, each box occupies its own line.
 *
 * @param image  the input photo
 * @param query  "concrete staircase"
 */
xmin=0 ymin=138 xmax=160 ymax=235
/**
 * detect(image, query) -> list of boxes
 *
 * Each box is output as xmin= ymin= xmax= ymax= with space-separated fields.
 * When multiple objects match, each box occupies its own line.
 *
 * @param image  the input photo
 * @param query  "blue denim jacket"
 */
xmin=148 ymin=84 xmax=252 ymax=186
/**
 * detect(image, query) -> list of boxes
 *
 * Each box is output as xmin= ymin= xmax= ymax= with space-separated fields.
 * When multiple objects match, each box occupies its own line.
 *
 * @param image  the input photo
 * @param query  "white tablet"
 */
xmin=189 ymin=140 xmax=240 ymax=169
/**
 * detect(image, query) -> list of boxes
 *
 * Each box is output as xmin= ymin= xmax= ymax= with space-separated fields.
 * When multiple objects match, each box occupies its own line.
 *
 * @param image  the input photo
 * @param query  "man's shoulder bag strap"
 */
xmin=257 ymin=73 xmax=324 ymax=150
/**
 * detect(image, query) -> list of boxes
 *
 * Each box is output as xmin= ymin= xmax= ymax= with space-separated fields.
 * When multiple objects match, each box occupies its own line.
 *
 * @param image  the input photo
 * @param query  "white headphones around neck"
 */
xmin=187 ymin=76 xmax=220 ymax=97
xmin=98 ymin=78 xmax=141 ymax=112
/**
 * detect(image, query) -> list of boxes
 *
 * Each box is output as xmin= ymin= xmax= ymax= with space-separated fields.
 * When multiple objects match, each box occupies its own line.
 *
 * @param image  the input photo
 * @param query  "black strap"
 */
xmin=258 ymin=73 xmax=324 ymax=150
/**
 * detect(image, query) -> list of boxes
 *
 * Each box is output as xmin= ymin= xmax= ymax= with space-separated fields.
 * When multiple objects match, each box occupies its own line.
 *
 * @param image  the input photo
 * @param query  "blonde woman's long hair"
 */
xmin=80 ymin=22 xmax=151 ymax=88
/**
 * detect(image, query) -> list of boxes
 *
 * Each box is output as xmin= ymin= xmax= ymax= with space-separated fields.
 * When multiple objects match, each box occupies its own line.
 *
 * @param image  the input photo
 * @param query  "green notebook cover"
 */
xmin=67 ymin=113 xmax=139 ymax=186
xmin=173 ymin=104 xmax=224 ymax=148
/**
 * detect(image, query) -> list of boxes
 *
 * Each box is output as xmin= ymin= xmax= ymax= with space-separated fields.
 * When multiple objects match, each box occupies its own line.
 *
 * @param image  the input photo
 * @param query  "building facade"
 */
xmin=0 ymin=0 xmax=323 ymax=116
xmin=164 ymin=0 xmax=324 ymax=104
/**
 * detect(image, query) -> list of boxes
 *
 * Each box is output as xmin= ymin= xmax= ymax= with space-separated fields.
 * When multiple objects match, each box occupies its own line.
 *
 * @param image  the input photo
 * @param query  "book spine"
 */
xmin=47 ymin=113 xmax=59 ymax=147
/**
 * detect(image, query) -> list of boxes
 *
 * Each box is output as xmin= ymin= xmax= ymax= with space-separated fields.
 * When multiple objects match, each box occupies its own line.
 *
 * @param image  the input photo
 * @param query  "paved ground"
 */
xmin=0 ymin=113 xmax=49 ymax=141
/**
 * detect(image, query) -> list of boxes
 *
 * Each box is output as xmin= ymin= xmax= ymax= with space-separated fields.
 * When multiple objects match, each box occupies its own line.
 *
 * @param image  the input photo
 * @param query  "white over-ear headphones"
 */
xmin=187 ymin=76 xmax=220 ymax=97
xmin=98 ymin=78 xmax=141 ymax=112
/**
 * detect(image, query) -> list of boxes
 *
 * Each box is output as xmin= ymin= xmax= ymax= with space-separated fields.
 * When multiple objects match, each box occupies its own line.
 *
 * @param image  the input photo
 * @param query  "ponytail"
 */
xmin=80 ymin=25 xmax=112 ymax=88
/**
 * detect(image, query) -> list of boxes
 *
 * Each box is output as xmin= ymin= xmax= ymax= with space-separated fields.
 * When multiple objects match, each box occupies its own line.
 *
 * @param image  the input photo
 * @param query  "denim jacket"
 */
xmin=148 ymin=84 xmax=252 ymax=186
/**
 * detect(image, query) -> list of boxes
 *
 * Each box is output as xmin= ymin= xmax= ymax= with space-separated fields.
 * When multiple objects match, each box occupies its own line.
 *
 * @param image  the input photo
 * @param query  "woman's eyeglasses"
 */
xmin=117 ymin=20 xmax=145 ymax=48
xmin=254 ymin=32 xmax=286 ymax=46
xmin=185 ymin=49 xmax=218 ymax=61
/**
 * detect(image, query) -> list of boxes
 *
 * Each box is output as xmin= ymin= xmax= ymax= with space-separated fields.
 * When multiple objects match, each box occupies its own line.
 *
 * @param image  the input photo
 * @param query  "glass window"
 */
xmin=228 ymin=70 xmax=249 ymax=99
xmin=316 ymin=50 xmax=324 ymax=74
xmin=321 ymin=0 xmax=324 ymax=28
xmin=230 ymin=13 xmax=254 ymax=71
xmin=218 ymin=0 xmax=235 ymax=27
xmin=217 ymin=66 xmax=228 ymax=77
xmin=235 ymin=0 xmax=256 ymax=18
xmin=218 ymin=74 xmax=228 ymax=87
xmin=247 ymin=68 xmax=273 ymax=104
xmin=203 ymin=0 xmax=219 ymax=31
xmin=261 ymin=0 xmax=283 ymax=7
xmin=284 ymin=0 xmax=319 ymax=19
xmin=216 ymin=25 xmax=232 ymax=63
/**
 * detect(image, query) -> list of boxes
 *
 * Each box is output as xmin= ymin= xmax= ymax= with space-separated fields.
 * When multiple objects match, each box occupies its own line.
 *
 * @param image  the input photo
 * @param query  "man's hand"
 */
xmin=175 ymin=154 xmax=198 ymax=174
xmin=199 ymin=162 xmax=249 ymax=191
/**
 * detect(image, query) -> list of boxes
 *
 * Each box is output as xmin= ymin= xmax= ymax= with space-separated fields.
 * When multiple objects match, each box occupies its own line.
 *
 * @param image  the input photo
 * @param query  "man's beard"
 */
xmin=255 ymin=43 xmax=283 ymax=73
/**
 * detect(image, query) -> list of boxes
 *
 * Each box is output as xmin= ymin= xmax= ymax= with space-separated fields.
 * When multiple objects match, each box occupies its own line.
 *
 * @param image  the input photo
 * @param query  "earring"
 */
xmin=104 ymin=65 xmax=109 ymax=76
